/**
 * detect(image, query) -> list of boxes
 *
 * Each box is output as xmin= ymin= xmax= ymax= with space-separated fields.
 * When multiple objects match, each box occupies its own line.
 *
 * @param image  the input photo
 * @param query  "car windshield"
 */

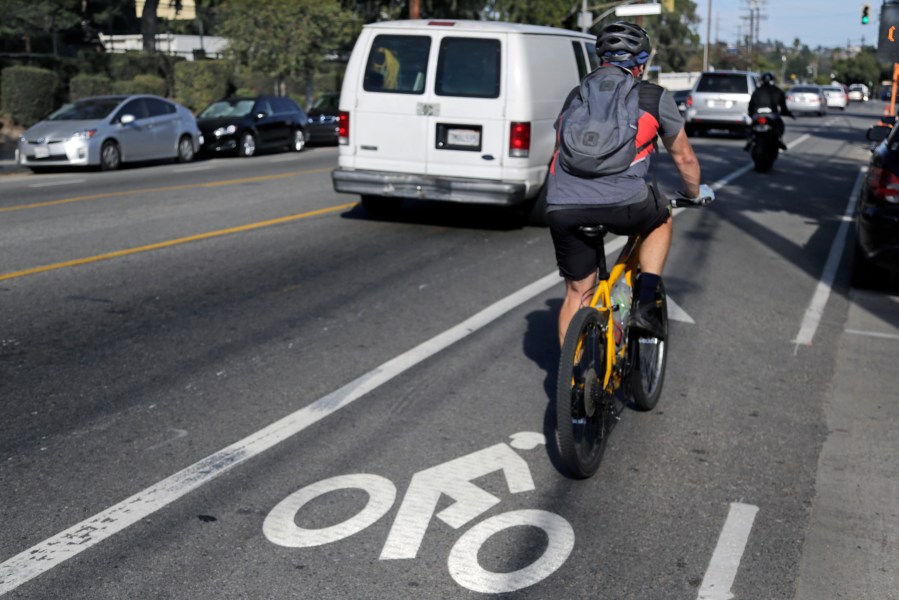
xmin=46 ymin=98 xmax=123 ymax=121
xmin=198 ymin=99 xmax=256 ymax=118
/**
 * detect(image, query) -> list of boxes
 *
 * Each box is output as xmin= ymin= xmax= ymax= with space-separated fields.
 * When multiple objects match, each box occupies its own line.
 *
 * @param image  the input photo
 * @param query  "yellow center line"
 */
xmin=0 ymin=202 xmax=358 ymax=282
xmin=0 ymin=167 xmax=333 ymax=213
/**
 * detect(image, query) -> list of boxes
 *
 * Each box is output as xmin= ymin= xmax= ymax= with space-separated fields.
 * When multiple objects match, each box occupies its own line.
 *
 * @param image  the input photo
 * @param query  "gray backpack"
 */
xmin=558 ymin=65 xmax=651 ymax=177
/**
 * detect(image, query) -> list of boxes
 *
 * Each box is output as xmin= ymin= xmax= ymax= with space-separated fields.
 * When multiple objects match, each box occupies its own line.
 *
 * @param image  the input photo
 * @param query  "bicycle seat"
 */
xmin=578 ymin=225 xmax=608 ymax=239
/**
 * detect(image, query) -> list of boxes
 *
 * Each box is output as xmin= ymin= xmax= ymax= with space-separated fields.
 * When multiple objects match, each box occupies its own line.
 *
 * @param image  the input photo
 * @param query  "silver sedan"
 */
xmin=17 ymin=94 xmax=203 ymax=172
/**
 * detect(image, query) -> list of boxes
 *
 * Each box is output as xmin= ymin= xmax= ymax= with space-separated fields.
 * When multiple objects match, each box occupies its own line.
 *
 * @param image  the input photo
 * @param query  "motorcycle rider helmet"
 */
xmin=761 ymin=72 xmax=776 ymax=84
xmin=596 ymin=21 xmax=652 ymax=67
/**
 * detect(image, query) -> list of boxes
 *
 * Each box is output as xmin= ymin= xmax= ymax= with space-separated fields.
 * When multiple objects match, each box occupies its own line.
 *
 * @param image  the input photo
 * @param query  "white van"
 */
xmin=330 ymin=19 xmax=598 ymax=224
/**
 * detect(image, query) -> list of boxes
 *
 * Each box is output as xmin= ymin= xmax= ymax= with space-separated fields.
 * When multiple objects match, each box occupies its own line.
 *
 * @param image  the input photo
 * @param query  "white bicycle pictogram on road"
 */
xmin=263 ymin=431 xmax=574 ymax=594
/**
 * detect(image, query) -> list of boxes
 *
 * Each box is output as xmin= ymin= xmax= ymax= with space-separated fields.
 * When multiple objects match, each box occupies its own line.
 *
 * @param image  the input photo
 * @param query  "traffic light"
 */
xmin=862 ymin=4 xmax=871 ymax=25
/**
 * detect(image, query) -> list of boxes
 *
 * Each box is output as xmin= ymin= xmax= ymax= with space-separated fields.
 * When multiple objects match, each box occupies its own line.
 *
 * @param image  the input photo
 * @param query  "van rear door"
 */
xmin=352 ymin=33 xmax=433 ymax=175
xmin=423 ymin=33 xmax=506 ymax=179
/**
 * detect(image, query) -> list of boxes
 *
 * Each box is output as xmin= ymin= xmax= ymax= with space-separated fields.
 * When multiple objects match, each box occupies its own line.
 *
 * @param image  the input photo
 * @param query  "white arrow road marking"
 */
xmin=666 ymin=295 xmax=695 ymax=324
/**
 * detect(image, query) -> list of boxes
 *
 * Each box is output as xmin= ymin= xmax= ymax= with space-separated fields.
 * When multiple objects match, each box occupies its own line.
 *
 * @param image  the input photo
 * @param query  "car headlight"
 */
xmin=213 ymin=125 xmax=237 ymax=137
xmin=70 ymin=129 xmax=97 ymax=140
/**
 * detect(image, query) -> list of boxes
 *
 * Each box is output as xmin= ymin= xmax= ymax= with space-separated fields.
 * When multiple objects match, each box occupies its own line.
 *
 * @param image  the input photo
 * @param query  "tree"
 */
xmin=0 ymin=0 xmax=81 ymax=54
xmin=217 ymin=0 xmax=356 ymax=103
xmin=141 ymin=0 xmax=159 ymax=51
xmin=640 ymin=0 xmax=701 ymax=73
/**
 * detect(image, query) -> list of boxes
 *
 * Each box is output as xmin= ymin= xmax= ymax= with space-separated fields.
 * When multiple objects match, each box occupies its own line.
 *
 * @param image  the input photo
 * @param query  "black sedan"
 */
xmin=855 ymin=123 xmax=899 ymax=286
xmin=196 ymin=95 xmax=307 ymax=157
xmin=305 ymin=92 xmax=340 ymax=145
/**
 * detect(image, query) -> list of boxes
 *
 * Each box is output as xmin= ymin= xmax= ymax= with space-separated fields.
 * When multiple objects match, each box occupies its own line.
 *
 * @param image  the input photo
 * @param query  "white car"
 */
xmin=848 ymin=84 xmax=869 ymax=102
xmin=822 ymin=85 xmax=848 ymax=110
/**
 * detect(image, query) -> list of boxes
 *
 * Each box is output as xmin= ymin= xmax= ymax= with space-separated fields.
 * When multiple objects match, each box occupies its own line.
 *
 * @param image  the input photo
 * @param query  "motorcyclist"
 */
xmin=746 ymin=72 xmax=793 ymax=151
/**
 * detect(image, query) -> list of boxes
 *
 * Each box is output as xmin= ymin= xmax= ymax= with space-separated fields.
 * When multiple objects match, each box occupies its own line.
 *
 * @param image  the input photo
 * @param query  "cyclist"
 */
xmin=546 ymin=22 xmax=701 ymax=345
xmin=746 ymin=72 xmax=793 ymax=151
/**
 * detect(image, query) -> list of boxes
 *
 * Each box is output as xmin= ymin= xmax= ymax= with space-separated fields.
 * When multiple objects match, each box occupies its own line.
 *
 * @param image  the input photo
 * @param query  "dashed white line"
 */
xmin=697 ymin=502 xmax=760 ymax=600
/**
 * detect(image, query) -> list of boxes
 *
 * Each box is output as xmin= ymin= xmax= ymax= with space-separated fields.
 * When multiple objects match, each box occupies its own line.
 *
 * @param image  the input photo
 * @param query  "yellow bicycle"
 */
xmin=555 ymin=186 xmax=714 ymax=478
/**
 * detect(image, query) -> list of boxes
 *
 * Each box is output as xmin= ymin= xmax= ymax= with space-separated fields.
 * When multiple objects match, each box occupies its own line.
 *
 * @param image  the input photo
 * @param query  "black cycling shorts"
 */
xmin=546 ymin=185 xmax=670 ymax=281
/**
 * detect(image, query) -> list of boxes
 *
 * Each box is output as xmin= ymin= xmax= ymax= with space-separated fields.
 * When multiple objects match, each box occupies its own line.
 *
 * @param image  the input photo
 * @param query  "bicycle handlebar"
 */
xmin=668 ymin=183 xmax=715 ymax=208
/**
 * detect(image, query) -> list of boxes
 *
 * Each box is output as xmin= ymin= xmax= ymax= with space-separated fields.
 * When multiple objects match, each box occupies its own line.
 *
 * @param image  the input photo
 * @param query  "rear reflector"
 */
xmin=339 ymin=111 xmax=349 ymax=145
xmin=510 ymin=122 xmax=530 ymax=158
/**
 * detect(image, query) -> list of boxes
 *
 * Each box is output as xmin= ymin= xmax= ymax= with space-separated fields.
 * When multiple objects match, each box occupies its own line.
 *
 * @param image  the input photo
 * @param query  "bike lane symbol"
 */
xmin=263 ymin=431 xmax=575 ymax=594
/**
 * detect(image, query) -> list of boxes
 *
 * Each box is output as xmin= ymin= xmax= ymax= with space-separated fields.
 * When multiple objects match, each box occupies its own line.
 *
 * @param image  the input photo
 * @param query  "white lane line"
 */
xmin=793 ymin=167 xmax=866 ymax=351
xmin=28 ymin=179 xmax=85 ymax=188
xmin=697 ymin=502 xmax=760 ymax=600
xmin=845 ymin=328 xmax=899 ymax=341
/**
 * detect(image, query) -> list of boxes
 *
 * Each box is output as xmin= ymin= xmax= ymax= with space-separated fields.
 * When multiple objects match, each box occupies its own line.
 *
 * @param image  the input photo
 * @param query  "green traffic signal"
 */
xmin=862 ymin=4 xmax=871 ymax=24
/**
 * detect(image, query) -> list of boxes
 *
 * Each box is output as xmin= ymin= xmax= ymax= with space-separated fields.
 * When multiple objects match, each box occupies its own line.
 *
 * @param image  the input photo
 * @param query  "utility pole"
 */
xmin=410 ymin=0 xmax=419 ymax=19
xmin=703 ymin=0 xmax=711 ymax=71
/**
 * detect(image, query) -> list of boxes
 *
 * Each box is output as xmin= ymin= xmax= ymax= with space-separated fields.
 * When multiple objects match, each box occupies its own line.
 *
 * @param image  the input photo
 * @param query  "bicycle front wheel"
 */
xmin=556 ymin=307 xmax=610 ymax=479
xmin=628 ymin=281 xmax=668 ymax=411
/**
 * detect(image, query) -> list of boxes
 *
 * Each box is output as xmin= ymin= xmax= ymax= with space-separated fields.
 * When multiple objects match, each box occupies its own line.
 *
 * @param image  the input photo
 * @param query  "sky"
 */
xmin=697 ymin=0 xmax=877 ymax=49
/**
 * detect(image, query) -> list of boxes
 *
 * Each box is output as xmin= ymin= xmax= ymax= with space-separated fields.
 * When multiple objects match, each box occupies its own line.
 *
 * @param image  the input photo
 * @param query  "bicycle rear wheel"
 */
xmin=628 ymin=281 xmax=668 ymax=411
xmin=556 ymin=307 xmax=611 ymax=479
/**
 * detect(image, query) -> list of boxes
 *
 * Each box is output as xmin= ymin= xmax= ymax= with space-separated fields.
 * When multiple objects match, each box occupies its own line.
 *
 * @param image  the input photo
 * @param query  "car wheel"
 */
xmin=239 ymin=132 xmax=256 ymax=157
xmin=292 ymin=129 xmax=306 ymax=152
xmin=177 ymin=135 xmax=195 ymax=163
xmin=100 ymin=140 xmax=121 ymax=171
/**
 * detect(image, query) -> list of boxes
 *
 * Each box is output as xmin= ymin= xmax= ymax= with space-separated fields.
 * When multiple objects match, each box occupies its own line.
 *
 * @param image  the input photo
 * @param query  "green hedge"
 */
xmin=70 ymin=73 xmax=113 ymax=99
xmin=1 ymin=66 xmax=59 ymax=126
xmin=174 ymin=60 xmax=232 ymax=112
xmin=112 ymin=74 xmax=167 ymax=97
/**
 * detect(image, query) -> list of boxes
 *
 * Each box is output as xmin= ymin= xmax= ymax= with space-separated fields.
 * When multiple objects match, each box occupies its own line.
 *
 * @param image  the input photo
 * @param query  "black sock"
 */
xmin=637 ymin=273 xmax=661 ymax=304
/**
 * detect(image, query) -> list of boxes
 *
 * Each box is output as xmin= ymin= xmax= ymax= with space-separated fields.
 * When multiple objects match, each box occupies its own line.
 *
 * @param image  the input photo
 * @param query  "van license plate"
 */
xmin=447 ymin=128 xmax=480 ymax=147
xmin=34 ymin=145 xmax=50 ymax=159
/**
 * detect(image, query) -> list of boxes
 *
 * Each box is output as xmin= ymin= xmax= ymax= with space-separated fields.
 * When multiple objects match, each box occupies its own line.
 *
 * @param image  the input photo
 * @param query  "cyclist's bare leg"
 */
xmin=558 ymin=273 xmax=596 ymax=347
xmin=638 ymin=215 xmax=672 ymax=275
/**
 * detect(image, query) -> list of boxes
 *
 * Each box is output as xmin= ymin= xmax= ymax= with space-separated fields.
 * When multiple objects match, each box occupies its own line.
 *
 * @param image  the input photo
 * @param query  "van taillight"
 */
xmin=686 ymin=94 xmax=693 ymax=108
xmin=510 ymin=122 xmax=530 ymax=157
xmin=338 ymin=111 xmax=349 ymax=145
xmin=868 ymin=166 xmax=899 ymax=204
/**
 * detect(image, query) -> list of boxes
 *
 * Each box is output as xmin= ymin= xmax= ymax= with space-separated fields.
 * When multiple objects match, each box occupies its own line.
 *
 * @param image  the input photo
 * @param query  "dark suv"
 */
xmin=685 ymin=71 xmax=759 ymax=136
xmin=196 ymin=95 xmax=308 ymax=157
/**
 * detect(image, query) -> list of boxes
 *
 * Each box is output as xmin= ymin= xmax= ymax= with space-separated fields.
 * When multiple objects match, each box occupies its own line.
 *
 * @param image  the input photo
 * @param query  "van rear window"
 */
xmin=364 ymin=35 xmax=431 ymax=94
xmin=435 ymin=37 xmax=501 ymax=98
xmin=695 ymin=73 xmax=749 ymax=94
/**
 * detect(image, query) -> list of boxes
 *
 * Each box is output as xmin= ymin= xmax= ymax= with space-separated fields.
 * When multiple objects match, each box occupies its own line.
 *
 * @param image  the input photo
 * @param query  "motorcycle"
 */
xmin=747 ymin=108 xmax=782 ymax=173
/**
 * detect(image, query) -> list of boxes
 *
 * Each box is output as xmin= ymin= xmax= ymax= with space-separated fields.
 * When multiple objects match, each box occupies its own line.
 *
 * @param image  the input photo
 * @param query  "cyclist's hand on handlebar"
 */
xmin=671 ymin=184 xmax=715 ymax=208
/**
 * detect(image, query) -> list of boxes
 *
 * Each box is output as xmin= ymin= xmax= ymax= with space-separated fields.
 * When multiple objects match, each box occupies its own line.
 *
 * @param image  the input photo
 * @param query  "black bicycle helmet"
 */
xmin=762 ymin=72 xmax=775 ymax=84
xmin=596 ymin=21 xmax=652 ymax=65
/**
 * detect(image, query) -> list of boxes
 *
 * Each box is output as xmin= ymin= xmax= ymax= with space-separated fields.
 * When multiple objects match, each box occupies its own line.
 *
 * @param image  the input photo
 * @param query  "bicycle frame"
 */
xmin=579 ymin=233 xmax=643 ymax=390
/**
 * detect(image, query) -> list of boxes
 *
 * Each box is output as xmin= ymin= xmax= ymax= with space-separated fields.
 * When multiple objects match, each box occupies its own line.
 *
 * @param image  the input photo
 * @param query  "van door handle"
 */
xmin=416 ymin=103 xmax=440 ymax=116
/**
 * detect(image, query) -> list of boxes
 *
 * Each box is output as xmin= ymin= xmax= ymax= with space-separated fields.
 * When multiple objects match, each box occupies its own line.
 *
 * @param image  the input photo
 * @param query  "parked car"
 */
xmin=855 ymin=124 xmax=899 ymax=286
xmin=848 ymin=83 xmax=870 ymax=102
xmin=196 ymin=95 xmax=307 ymax=157
xmin=786 ymin=85 xmax=827 ymax=116
xmin=16 ymin=94 xmax=201 ymax=172
xmin=822 ymin=84 xmax=848 ymax=110
xmin=305 ymin=92 xmax=340 ymax=145
xmin=671 ymin=89 xmax=690 ymax=118
xmin=684 ymin=70 xmax=759 ymax=136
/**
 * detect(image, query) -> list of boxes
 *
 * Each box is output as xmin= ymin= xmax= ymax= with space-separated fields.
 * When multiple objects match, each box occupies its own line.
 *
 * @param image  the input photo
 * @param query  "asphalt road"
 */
xmin=1 ymin=104 xmax=897 ymax=599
